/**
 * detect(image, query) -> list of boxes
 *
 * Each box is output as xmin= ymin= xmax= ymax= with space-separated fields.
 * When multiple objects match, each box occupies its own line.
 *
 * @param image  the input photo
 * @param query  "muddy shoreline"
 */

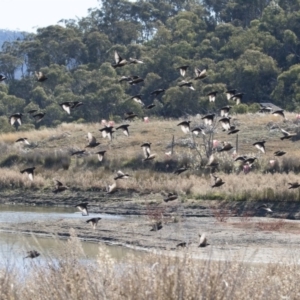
xmin=2 ymin=191 xmax=300 ymax=263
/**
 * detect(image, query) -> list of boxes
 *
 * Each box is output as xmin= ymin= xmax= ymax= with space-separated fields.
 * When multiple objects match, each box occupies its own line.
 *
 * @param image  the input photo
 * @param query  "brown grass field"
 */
xmin=0 ymin=112 xmax=300 ymax=201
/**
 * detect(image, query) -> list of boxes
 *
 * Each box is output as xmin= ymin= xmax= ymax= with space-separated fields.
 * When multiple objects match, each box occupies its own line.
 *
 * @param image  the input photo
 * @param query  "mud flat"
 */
xmin=1 ymin=191 xmax=300 ymax=263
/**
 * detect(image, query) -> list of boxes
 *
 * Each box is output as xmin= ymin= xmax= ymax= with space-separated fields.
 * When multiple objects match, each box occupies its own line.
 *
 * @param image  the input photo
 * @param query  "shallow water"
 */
xmin=0 ymin=204 xmax=136 ymax=269
xmin=0 ymin=204 xmax=123 ymax=223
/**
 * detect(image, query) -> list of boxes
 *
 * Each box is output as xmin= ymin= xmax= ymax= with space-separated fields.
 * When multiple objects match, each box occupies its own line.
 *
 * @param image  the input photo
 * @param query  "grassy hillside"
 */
xmin=1 ymin=112 xmax=300 ymax=201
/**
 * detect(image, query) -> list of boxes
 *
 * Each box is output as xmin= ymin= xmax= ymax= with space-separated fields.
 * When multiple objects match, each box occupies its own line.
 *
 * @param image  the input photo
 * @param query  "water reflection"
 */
xmin=0 ymin=232 xmax=142 ymax=272
xmin=0 ymin=204 xmax=138 ymax=271
xmin=0 ymin=204 xmax=123 ymax=223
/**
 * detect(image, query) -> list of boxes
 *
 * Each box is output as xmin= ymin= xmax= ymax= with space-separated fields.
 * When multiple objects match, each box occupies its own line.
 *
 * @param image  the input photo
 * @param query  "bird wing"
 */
xmin=207 ymin=154 xmax=216 ymax=166
xmin=88 ymin=132 xmax=96 ymax=144
xmin=117 ymin=170 xmax=125 ymax=176
xmin=114 ymin=51 xmax=121 ymax=64
xmin=181 ymin=125 xmax=189 ymax=134
xmin=280 ymin=128 xmax=290 ymax=136
xmin=123 ymin=128 xmax=129 ymax=136
xmin=97 ymin=153 xmax=104 ymax=161
xmin=28 ymin=172 xmax=34 ymax=181
xmin=62 ymin=104 xmax=71 ymax=114
xmin=179 ymin=68 xmax=186 ymax=77
xmin=55 ymin=180 xmax=63 ymax=187
xmin=10 ymin=116 xmax=16 ymax=125
xmin=142 ymin=146 xmax=151 ymax=158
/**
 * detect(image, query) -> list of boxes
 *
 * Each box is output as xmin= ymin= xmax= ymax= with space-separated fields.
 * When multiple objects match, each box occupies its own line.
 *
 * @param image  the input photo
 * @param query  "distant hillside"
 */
xmin=0 ymin=29 xmax=24 ymax=48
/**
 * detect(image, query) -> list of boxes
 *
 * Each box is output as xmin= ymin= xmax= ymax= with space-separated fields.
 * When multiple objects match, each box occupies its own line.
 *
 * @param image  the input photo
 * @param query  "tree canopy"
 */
xmin=0 ymin=0 xmax=300 ymax=129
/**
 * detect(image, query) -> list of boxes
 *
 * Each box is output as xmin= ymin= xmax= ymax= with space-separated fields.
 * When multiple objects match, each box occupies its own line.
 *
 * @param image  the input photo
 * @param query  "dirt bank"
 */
xmin=1 ymin=191 xmax=300 ymax=263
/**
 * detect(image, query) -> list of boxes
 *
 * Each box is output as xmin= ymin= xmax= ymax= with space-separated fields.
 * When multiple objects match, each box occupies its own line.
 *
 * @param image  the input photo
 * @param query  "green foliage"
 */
xmin=0 ymin=0 xmax=300 ymax=125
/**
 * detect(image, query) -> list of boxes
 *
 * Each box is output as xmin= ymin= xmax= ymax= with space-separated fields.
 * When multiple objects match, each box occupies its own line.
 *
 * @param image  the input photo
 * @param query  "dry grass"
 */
xmin=0 ymin=114 xmax=299 ymax=201
xmin=3 ymin=231 xmax=300 ymax=299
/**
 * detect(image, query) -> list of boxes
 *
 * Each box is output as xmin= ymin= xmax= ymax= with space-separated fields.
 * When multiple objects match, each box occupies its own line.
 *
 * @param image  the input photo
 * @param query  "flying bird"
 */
xmin=206 ymin=154 xmax=219 ymax=168
xmin=207 ymin=91 xmax=218 ymax=102
xmin=99 ymin=126 xmax=114 ymax=141
xmin=86 ymin=132 xmax=100 ymax=148
xmin=201 ymin=114 xmax=215 ymax=126
xmin=35 ymin=71 xmax=48 ymax=82
xmin=95 ymin=150 xmax=106 ymax=162
xmin=163 ymin=192 xmax=178 ymax=202
xmin=280 ymin=128 xmax=296 ymax=140
xmin=15 ymin=138 xmax=30 ymax=145
xmin=211 ymin=174 xmax=225 ymax=188
xmin=194 ymin=68 xmax=207 ymax=80
xmin=75 ymin=202 xmax=89 ymax=216
xmin=20 ymin=167 xmax=35 ymax=181
xmin=177 ymin=120 xmax=191 ymax=134
xmin=176 ymin=65 xmax=189 ymax=77
xmin=218 ymin=142 xmax=233 ymax=152
xmin=219 ymin=117 xmax=231 ymax=131
xmin=257 ymin=204 xmax=273 ymax=213
xmin=116 ymin=124 xmax=130 ymax=136
xmin=112 ymin=51 xmax=127 ymax=68
xmin=227 ymin=126 xmax=240 ymax=135
xmin=192 ymin=127 xmax=205 ymax=136
xmin=24 ymin=250 xmax=40 ymax=259
xmin=124 ymin=112 xmax=138 ymax=121
xmin=274 ymin=150 xmax=286 ymax=157
xmin=9 ymin=113 xmax=23 ymax=126
xmin=145 ymin=103 xmax=156 ymax=110
xmin=59 ymin=102 xmax=73 ymax=114
xmin=199 ymin=233 xmax=208 ymax=247
xmin=141 ymin=142 xmax=151 ymax=159
xmin=225 ymin=89 xmax=236 ymax=101
xmin=106 ymin=181 xmax=117 ymax=194
xmin=114 ymin=170 xmax=130 ymax=180
xmin=174 ymin=167 xmax=188 ymax=175
xmin=129 ymin=76 xmax=144 ymax=85
xmin=130 ymin=94 xmax=144 ymax=106
xmin=288 ymin=182 xmax=300 ymax=189
xmin=272 ymin=109 xmax=285 ymax=120
xmin=33 ymin=112 xmax=46 ymax=122
xmin=71 ymin=150 xmax=86 ymax=156
xmin=86 ymin=218 xmax=102 ymax=230
xmin=53 ymin=180 xmax=68 ymax=193
xmin=178 ymin=81 xmax=195 ymax=90
xmin=230 ymin=93 xmax=244 ymax=104
xmin=220 ymin=105 xmax=232 ymax=117
xmin=71 ymin=101 xmax=83 ymax=109
xmin=151 ymin=89 xmax=165 ymax=96
xmin=253 ymin=140 xmax=266 ymax=154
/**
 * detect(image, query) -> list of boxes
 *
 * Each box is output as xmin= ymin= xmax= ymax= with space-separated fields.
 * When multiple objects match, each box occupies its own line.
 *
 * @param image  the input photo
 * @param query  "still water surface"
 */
xmin=0 ymin=205 xmax=137 ymax=268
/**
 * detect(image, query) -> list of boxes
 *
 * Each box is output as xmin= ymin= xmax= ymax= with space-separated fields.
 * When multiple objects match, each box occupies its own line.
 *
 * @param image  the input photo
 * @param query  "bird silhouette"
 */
xmin=116 ymin=124 xmax=130 ymax=136
xmin=86 ymin=217 xmax=101 ymax=230
xmin=24 ymin=250 xmax=40 ymax=259
xmin=86 ymin=132 xmax=100 ymax=148
xmin=75 ymin=203 xmax=89 ymax=216
xmin=35 ymin=71 xmax=48 ymax=82
xmin=177 ymin=120 xmax=191 ymax=134
xmin=112 ymin=51 xmax=127 ymax=68
xmin=207 ymin=91 xmax=218 ymax=102
xmin=15 ymin=138 xmax=30 ymax=145
xmin=9 ymin=113 xmax=23 ymax=126
xmin=20 ymin=167 xmax=35 ymax=181
xmin=95 ymin=150 xmax=106 ymax=162
xmin=211 ymin=174 xmax=225 ymax=188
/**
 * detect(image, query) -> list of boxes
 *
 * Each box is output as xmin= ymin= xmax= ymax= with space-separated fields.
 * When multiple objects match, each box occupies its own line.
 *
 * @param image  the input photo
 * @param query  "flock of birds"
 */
xmin=1 ymin=50 xmax=299 ymax=258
